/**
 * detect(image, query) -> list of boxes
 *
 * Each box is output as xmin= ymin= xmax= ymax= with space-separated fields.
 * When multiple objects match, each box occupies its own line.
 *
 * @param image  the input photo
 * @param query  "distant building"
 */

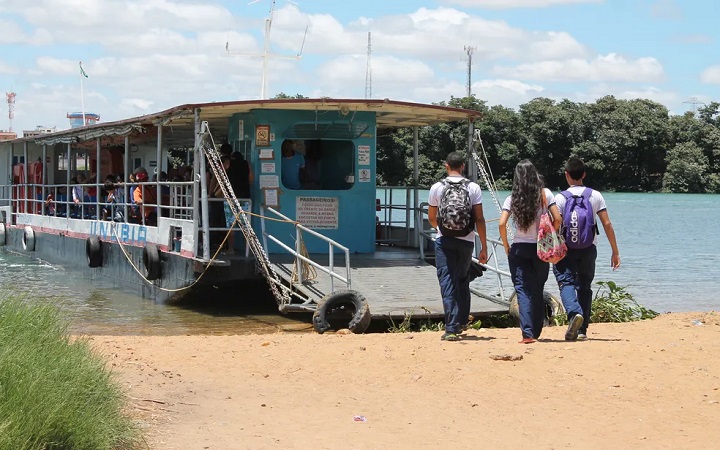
xmin=0 ymin=130 xmax=17 ymax=141
xmin=23 ymin=126 xmax=57 ymax=138
xmin=67 ymin=112 xmax=100 ymax=128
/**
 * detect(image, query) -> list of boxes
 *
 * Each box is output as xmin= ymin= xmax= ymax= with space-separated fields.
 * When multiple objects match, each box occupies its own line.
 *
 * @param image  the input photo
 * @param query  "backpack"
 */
xmin=560 ymin=188 xmax=597 ymax=249
xmin=437 ymin=178 xmax=474 ymax=237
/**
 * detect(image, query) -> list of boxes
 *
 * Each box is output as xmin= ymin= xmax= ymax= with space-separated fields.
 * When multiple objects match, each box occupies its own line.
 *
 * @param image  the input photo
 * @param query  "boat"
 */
xmin=0 ymin=98 xmax=518 ymax=332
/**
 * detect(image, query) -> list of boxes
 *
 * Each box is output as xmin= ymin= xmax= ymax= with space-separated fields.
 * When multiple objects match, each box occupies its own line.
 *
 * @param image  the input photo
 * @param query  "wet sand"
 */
xmin=89 ymin=311 xmax=720 ymax=450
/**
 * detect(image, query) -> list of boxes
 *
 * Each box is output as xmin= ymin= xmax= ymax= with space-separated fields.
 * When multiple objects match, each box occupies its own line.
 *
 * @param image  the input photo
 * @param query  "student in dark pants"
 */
xmin=498 ymin=160 xmax=562 ymax=343
xmin=553 ymin=157 xmax=621 ymax=341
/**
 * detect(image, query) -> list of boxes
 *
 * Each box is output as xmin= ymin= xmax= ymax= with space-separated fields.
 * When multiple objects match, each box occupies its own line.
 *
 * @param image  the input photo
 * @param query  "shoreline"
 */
xmin=89 ymin=311 xmax=720 ymax=449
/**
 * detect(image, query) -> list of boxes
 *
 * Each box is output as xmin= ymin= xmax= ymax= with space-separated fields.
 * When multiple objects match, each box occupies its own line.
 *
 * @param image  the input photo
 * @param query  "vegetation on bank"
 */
xmin=387 ymin=281 xmax=657 ymax=333
xmin=0 ymin=294 xmax=140 ymax=450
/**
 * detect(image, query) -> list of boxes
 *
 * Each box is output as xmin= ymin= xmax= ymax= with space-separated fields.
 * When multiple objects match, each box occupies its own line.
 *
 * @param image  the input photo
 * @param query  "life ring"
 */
xmin=312 ymin=290 xmax=372 ymax=334
xmin=0 ymin=222 xmax=5 ymax=246
xmin=508 ymin=290 xmax=565 ymax=324
xmin=86 ymin=236 xmax=103 ymax=268
xmin=22 ymin=226 xmax=35 ymax=251
xmin=142 ymin=244 xmax=161 ymax=280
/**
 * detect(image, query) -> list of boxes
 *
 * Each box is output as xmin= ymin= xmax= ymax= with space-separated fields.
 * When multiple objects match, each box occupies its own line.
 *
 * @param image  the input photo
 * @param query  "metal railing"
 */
xmin=376 ymin=186 xmax=417 ymax=246
xmin=261 ymin=206 xmax=352 ymax=296
xmin=416 ymin=201 xmax=512 ymax=305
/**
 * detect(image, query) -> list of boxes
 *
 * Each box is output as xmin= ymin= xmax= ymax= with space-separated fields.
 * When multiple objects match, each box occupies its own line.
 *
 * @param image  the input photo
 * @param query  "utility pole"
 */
xmin=365 ymin=32 xmax=372 ymax=99
xmin=464 ymin=45 xmax=476 ymax=98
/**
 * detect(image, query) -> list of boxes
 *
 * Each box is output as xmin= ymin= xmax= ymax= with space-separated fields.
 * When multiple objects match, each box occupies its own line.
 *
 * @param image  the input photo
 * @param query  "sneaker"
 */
xmin=519 ymin=337 xmax=535 ymax=344
xmin=565 ymin=314 xmax=584 ymax=341
xmin=577 ymin=333 xmax=587 ymax=341
xmin=441 ymin=332 xmax=460 ymax=342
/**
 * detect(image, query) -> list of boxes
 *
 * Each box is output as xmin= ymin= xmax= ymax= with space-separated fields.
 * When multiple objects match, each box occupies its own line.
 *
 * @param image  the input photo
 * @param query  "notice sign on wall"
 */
xmin=296 ymin=197 xmax=339 ymax=229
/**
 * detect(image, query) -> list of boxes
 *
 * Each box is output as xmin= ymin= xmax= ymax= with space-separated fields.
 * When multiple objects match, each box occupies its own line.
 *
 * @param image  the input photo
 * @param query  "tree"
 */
xmin=662 ymin=142 xmax=708 ymax=193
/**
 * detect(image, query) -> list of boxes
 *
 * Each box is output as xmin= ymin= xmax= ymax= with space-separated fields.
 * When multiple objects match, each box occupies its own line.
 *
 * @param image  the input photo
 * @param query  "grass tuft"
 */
xmin=0 ymin=292 xmax=140 ymax=450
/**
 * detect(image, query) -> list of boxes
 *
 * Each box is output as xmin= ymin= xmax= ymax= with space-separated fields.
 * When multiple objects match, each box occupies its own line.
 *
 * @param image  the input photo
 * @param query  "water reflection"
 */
xmin=0 ymin=249 xmax=313 ymax=336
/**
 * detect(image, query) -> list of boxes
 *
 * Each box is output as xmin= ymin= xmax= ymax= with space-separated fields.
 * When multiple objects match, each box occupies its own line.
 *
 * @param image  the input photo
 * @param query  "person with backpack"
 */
xmin=553 ymin=157 xmax=621 ymax=341
xmin=428 ymin=151 xmax=488 ymax=342
xmin=498 ymin=159 xmax=562 ymax=344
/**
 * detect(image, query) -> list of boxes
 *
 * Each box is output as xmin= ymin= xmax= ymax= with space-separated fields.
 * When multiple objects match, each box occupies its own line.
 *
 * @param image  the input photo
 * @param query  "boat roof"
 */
xmin=3 ymin=98 xmax=481 ymax=146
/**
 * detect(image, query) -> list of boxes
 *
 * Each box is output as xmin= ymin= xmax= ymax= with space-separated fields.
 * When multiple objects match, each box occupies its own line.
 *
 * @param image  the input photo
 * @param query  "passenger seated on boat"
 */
xmin=131 ymin=168 xmax=158 ymax=225
xmin=71 ymin=174 xmax=87 ymax=218
xmin=102 ymin=181 xmax=117 ymax=221
xmin=45 ymin=193 xmax=56 ymax=216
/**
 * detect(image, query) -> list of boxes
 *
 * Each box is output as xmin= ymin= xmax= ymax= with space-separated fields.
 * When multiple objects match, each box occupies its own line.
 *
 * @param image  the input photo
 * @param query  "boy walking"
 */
xmin=428 ymin=152 xmax=488 ymax=341
xmin=554 ymin=157 xmax=621 ymax=341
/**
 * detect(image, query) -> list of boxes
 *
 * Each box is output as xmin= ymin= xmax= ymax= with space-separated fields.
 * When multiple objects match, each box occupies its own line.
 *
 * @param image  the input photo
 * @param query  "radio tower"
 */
xmin=464 ymin=45 xmax=476 ymax=98
xmin=365 ymin=32 xmax=372 ymax=99
xmin=6 ymin=91 xmax=16 ymax=132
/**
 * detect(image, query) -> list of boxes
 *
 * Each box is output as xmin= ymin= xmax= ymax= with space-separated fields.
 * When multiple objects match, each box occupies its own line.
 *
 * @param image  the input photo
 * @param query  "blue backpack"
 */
xmin=560 ymin=188 xmax=597 ymax=249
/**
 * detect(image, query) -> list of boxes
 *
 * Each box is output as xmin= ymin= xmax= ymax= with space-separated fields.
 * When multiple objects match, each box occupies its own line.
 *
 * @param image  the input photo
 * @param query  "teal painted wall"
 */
xmin=228 ymin=109 xmax=377 ymax=254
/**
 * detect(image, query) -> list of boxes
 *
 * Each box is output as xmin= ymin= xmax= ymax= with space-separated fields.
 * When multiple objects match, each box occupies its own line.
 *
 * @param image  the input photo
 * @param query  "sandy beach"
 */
xmin=89 ymin=311 xmax=720 ymax=450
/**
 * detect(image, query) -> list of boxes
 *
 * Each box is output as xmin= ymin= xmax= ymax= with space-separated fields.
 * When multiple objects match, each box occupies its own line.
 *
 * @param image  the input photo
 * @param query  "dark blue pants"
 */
xmin=553 ymin=245 xmax=597 ymax=334
xmin=435 ymin=236 xmax=474 ymax=334
xmin=508 ymin=243 xmax=550 ymax=339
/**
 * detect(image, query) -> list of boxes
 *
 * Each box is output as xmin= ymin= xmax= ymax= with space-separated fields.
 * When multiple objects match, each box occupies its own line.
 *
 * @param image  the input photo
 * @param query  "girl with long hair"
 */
xmin=499 ymin=160 xmax=562 ymax=343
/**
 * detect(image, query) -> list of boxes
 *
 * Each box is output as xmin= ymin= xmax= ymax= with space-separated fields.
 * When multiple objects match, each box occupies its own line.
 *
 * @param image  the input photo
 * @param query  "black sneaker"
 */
xmin=565 ymin=314 xmax=584 ymax=341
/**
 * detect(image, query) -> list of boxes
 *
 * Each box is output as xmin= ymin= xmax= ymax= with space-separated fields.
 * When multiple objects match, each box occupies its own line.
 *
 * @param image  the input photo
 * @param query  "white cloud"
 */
xmin=700 ymin=65 xmax=720 ymax=84
xmin=472 ymin=79 xmax=545 ymax=108
xmin=493 ymin=54 xmax=664 ymax=82
xmin=440 ymin=0 xmax=602 ymax=9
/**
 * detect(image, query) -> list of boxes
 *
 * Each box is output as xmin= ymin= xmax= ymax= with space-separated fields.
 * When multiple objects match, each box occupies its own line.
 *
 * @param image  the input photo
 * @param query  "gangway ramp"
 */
xmin=271 ymin=246 xmax=507 ymax=319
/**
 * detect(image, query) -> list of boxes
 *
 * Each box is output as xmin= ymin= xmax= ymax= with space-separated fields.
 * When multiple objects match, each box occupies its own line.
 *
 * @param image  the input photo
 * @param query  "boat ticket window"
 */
xmin=281 ymin=139 xmax=355 ymax=191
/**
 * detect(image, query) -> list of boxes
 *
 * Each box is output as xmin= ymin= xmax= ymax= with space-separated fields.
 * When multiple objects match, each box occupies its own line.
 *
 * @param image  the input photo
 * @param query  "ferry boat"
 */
xmin=0 ymin=98 xmax=515 ymax=332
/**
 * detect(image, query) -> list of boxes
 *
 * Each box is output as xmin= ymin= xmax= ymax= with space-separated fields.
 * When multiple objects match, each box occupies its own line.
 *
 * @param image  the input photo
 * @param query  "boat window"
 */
xmin=281 ymin=139 xmax=355 ymax=191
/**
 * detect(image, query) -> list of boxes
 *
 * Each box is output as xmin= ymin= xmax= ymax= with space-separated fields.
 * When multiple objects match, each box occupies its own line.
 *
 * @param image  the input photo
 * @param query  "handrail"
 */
xmin=416 ymin=201 xmax=512 ymax=304
xmin=262 ymin=206 xmax=352 ymax=292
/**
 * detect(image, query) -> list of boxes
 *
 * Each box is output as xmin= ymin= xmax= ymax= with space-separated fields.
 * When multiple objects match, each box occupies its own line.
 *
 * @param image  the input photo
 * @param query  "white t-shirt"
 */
xmin=554 ymin=185 xmax=606 ymax=246
xmin=502 ymin=188 xmax=556 ymax=244
xmin=428 ymin=176 xmax=483 ymax=242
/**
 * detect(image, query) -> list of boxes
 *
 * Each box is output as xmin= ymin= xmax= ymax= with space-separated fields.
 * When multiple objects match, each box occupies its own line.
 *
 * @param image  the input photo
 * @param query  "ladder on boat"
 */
xmin=199 ymin=122 xmax=292 ymax=310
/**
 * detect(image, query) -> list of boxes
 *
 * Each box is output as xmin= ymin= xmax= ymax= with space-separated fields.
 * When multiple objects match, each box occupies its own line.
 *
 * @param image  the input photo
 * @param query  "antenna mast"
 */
xmin=365 ymin=32 xmax=372 ymax=99
xmin=464 ymin=45 xmax=476 ymax=98
xmin=6 ymin=92 xmax=16 ymax=132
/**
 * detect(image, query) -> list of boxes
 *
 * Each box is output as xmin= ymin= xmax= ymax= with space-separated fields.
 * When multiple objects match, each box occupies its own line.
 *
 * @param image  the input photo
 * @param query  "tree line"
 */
xmin=375 ymin=95 xmax=720 ymax=193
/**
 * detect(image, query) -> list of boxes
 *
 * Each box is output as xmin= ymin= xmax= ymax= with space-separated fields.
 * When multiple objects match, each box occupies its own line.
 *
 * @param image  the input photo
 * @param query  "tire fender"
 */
xmin=22 ymin=226 xmax=35 ymax=252
xmin=86 ymin=236 xmax=103 ymax=268
xmin=0 ymin=222 xmax=5 ymax=246
xmin=142 ymin=243 xmax=161 ymax=280
xmin=312 ymin=289 xmax=372 ymax=334
xmin=508 ymin=290 xmax=564 ymax=323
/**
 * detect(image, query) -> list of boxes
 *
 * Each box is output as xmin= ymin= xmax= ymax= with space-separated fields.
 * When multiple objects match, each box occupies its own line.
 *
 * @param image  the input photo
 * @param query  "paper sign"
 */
xmin=359 ymin=169 xmax=372 ymax=183
xmin=238 ymin=120 xmax=244 ymax=140
xmin=296 ymin=197 xmax=339 ymax=229
xmin=264 ymin=189 xmax=279 ymax=207
xmin=358 ymin=145 xmax=370 ymax=165
xmin=256 ymin=125 xmax=270 ymax=147
xmin=261 ymin=162 xmax=275 ymax=173
xmin=259 ymin=148 xmax=274 ymax=159
xmin=259 ymin=174 xmax=279 ymax=189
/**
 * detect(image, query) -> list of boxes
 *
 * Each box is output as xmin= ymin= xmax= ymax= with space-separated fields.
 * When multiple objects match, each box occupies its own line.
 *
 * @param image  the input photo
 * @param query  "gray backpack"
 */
xmin=437 ymin=178 xmax=474 ymax=237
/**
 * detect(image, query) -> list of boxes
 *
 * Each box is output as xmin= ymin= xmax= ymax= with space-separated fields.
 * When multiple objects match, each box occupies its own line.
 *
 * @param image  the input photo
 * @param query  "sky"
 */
xmin=1 ymin=0 xmax=719 ymax=135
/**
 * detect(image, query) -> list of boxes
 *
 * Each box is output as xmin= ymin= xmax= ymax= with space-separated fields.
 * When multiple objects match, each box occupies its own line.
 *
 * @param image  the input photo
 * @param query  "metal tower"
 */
xmin=365 ymin=32 xmax=372 ymax=99
xmin=464 ymin=45 xmax=476 ymax=98
xmin=6 ymin=91 xmax=16 ymax=132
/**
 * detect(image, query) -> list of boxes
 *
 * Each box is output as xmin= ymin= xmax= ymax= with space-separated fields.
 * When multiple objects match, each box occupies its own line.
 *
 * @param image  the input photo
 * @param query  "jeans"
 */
xmin=508 ymin=243 xmax=550 ymax=339
xmin=435 ymin=236 xmax=474 ymax=334
xmin=553 ymin=245 xmax=597 ymax=334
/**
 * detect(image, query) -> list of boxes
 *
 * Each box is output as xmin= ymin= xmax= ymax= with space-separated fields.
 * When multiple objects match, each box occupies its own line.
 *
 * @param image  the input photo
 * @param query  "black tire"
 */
xmin=22 ymin=226 xmax=35 ymax=251
xmin=86 ymin=236 xmax=103 ymax=268
xmin=142 ymin=244 xmax=161 ymax=280
xmin=312 ymin=290 xmax=372 ymax=334
xmin=508 ymin=290 xmax=564 ymax=324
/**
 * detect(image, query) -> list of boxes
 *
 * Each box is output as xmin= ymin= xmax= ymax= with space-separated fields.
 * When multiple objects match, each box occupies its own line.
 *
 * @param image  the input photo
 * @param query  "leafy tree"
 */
xmin=662 ymin=142 xmax=708 ymax=192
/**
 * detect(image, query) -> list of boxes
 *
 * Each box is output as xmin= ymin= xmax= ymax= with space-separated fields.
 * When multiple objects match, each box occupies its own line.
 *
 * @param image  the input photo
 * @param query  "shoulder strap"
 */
xmin=580 ymin=187 xmax=592 ymax=199
xmin=560 ymin=190 xmax=572 ymax=200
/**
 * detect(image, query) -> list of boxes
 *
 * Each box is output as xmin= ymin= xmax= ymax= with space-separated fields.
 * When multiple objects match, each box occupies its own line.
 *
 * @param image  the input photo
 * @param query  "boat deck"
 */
xmin=271 ymin=245 xmax=508 ymax=319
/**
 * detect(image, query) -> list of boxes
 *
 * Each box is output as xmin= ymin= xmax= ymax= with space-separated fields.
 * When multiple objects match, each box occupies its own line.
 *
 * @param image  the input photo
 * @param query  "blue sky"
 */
xmin=1 ymin=0 xmax=718 ymax=134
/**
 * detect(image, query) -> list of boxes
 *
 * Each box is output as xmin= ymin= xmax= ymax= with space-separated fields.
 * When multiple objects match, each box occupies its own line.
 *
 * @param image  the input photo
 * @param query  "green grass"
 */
xmin=552 ymin=280 xmax=659 ymax=326
xmin=0 ymin=293 xmax=140 ymax=450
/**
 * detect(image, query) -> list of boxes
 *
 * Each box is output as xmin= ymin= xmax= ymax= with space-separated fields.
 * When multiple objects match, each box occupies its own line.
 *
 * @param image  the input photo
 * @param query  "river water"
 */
xmin=1 ymin=192 xmax=718 ymax=334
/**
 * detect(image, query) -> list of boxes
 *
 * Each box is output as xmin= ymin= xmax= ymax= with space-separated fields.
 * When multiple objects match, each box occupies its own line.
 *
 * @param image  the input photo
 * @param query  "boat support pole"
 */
xmin=195 ymin=109 xmax=211 ymax=260
xmin=96 ymin=138 xmax=101 ymax=219
xmin=41 ymin=144 xmax=47 ymax=215
xmin=412 ymin=126 xmax=419 ymax=248
xmin=66 ymin=142 xmax=71 ymax=223
xmin=23 ymin=141 xmax=28 ymax=215
xmin=124 ymin=136 xmax=129 ymax=222
xmin=156 ymin=124 xmax=163 ymax=221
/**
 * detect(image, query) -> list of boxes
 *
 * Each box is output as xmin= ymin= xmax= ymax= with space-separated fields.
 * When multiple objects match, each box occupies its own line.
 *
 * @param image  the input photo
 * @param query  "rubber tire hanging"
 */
xmin=508 ymin=290 xmax=564 ymax=324
xmin=312 ymin=290 xmax=372 ymax=334
xmin=86 ymin=236 xmax=103 ymax=268
xmin=22 ymin=226 xmax=35 ymax=251
xmin=142 ymin=244 xmax=161 ymax=281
